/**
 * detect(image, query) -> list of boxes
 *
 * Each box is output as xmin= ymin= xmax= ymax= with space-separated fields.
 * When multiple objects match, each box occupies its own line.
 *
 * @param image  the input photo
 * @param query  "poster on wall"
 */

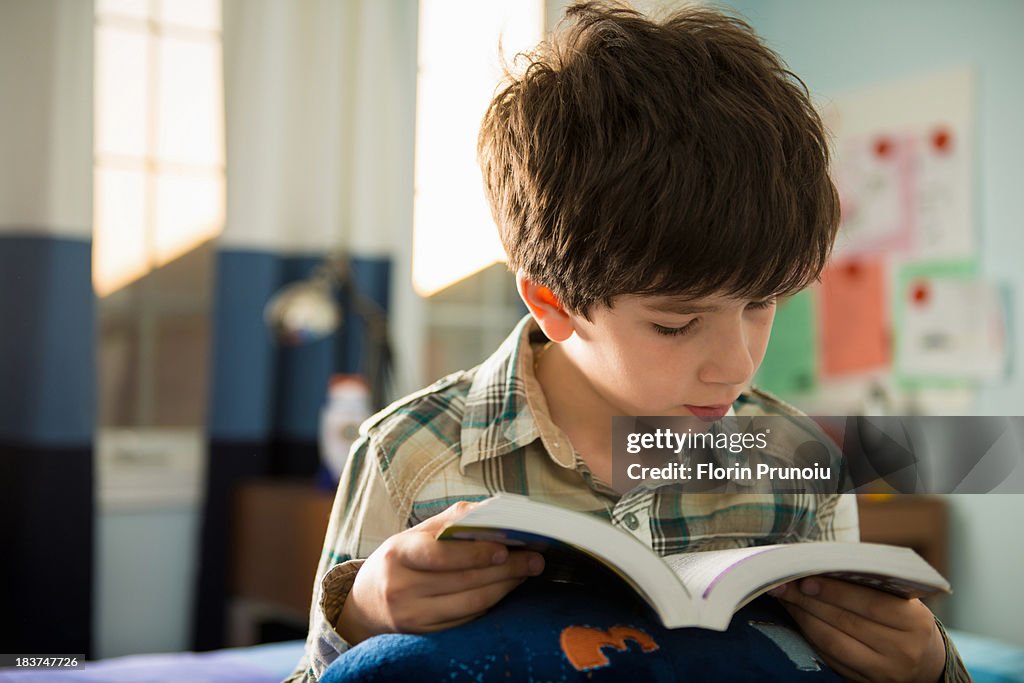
xmin=825 ymin=66 xmax=975 ymax=261
xmin=755 ymin=290 xmax=817 ymax=397
xmin=833 ymin=133 xmax=915 ymax=256
xmin=819 ymin=258 xmax=890 ymax=378
xmin=791 ymin=65 xmax=999 ymax=410
xmin=895 ymin=262 xmax=1007 ymax=384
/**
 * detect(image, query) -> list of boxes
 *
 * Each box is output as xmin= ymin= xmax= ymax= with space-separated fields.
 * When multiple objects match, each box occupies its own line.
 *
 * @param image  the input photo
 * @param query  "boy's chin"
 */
xmin=688 ymin=413 xmax=727 ymax=424
xmin=633 ymin=405 xmax=723 ymax=420
xmin=683 ymin=405 xmax=732 ymax=421
xmin=631 ymin=405 xmax=732 ymax=424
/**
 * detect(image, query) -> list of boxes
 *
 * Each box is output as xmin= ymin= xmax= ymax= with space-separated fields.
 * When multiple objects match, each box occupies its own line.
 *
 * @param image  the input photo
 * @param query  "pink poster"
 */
xmin=819 ymin=258 xmax=891 ymax=377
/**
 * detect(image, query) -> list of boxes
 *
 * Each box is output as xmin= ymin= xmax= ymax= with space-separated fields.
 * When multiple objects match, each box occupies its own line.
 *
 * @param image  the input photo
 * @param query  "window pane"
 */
xmin=98 ymin=313 xmax=142 ymax=426
xmin=426 ymin=324 xmax=489 ymax=382
xmin=96 ymin=26 xmax=149 ymax=159
xmin=152 ymin=313 xmax=211 ymax=426
xmin=157 ymin=35 xmax=224 ymax=166
xmin=97 ymin=0 xmax=150 ymax=21
xmin=157 ymin=0 xmax=221 ymax=32
xmin=413 ymin=0 xmax=543 ymax=296
xmin=153 ymin=172 xmax=224 ymax=263
xmin=94 ymin=168 xmax=149 ymax=296
xmin=145 ymin=238 xmax=215 ymax=305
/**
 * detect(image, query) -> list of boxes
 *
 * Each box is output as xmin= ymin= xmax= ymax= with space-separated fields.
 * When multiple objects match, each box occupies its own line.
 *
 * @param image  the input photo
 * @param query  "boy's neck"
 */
xmin=534 ymin=341 xmax=617 ymax=486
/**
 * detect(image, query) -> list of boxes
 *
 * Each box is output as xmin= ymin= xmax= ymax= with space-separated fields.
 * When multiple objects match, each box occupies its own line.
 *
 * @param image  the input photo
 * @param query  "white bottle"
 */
xmin=320 ymin=375 xmax=372 ymax=485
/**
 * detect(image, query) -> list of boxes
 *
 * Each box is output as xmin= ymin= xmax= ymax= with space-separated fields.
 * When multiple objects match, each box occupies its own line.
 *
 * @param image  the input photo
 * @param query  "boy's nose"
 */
xmin=698 ymin=328 xmax=755 ymax=387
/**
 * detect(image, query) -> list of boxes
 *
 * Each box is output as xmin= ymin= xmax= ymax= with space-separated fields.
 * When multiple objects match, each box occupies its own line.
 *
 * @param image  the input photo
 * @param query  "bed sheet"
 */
xmin=0 ymin=640 xmax=306 ymax=683
xmin=1 ymin=631 xmax=1021 ymax=682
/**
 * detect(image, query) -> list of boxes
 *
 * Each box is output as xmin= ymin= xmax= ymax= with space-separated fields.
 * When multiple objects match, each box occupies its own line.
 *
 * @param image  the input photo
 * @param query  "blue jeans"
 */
xmin=320 ymin=580 xmax=838 ymax=682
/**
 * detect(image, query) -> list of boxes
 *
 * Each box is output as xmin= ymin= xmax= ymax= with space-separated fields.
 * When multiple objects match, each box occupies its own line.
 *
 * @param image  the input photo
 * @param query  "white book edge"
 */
xmin=441 ymin=494 xmax=951 ymax=631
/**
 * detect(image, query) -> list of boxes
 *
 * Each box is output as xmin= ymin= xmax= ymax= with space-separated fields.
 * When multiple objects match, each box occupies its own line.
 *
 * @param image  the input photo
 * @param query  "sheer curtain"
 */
xmin=193 ymin=0 xmax=418 ymax=649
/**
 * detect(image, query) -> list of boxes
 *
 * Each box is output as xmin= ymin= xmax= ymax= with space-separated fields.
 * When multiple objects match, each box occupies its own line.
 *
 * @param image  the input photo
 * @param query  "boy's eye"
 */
xmin=746 ymin=298 xmax=777 ymax=311
xmin=653 ymin=320 xmax=698 ymax=337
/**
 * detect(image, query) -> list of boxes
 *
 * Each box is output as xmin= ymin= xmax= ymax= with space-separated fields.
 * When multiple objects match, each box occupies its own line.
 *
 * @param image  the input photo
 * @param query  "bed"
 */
xmin=0 ymin=640 xmax=302 ymax=682
xmin=1 ymin=631 xmax=1023 ymax=682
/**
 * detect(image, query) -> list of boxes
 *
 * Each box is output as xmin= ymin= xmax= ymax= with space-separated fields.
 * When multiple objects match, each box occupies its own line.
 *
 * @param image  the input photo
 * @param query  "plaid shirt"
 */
xmin=286 ymin=315 xmax=968 ymax=682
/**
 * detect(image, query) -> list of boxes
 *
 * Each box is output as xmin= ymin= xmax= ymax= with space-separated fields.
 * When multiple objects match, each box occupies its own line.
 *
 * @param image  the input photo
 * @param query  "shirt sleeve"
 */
xmin=283 ymin=434 xmax=406 ymax=682
xmin=935 ymin=618 xmax=973 ymax=683
xmin=812 ymin=493 xmax=861 ymax=542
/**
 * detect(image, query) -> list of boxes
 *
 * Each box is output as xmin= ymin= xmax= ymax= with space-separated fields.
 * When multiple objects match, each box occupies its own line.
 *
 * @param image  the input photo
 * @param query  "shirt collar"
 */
xmin=460 ymin=315 xmax=577 ymax=472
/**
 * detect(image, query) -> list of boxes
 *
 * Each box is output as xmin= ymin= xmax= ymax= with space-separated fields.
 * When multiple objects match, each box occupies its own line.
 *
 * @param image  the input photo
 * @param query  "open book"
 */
xmin=438 ymin=494 xmax=950 ymax=631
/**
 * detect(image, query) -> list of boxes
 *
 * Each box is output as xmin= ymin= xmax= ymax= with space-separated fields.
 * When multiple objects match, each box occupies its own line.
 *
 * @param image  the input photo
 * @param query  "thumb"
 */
xmin=415 ymin=499 xmax=480 ymax=533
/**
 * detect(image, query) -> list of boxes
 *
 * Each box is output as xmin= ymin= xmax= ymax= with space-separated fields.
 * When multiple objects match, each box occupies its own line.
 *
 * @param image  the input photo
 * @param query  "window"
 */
xmin=93 ymin=0 xmax=223 ymax=427
xmin=413 ymin=0 xmax=543 ymax=297
xmin=94 ymin=0 xmax=224 ymax=297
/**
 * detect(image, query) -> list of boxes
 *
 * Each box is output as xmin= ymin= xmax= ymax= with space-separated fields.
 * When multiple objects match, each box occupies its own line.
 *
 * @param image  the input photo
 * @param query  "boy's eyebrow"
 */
xmin=643 ymin=300 xmax=720 ymax=315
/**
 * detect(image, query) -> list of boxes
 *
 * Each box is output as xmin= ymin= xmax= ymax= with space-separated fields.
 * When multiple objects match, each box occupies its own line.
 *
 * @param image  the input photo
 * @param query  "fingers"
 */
xmin=422 ymin=550 xmax=545 ymax=596
xmin=414 ymin=500 xmax=480 ymax=533
xmin=401 ymin=501 xmax=513 ymax=571
xmin=418 ymin=577 xmax=527 ymax=627
xmin=349 ymin=501 xmax=547 ymax=638
xmin=415 ymin=610 xmax=489 ymax=634
xmin=395 ymin=530 xmax=512 ymax=572
xmin=782 ymin=602 xmax=884 ymax=681
xmin=774 ymin=577 xmax=919 ymax=630
xmin=774 ymin=578 xmax=947 ymax=682
xmin=376 ymin=549 xmax=540 ymax=632
xmin=773 ymin=581 xmax=896 ymax=653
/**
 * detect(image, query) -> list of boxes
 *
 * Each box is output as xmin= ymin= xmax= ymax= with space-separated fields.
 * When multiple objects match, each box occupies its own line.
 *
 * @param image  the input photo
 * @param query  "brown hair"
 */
xmin=478 ymin=1 xmax=840 ymax=316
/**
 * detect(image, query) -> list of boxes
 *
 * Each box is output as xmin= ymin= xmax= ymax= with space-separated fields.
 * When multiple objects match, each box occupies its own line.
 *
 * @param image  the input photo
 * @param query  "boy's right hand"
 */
xmin=335 ymin=501 xmax=545 ymax=644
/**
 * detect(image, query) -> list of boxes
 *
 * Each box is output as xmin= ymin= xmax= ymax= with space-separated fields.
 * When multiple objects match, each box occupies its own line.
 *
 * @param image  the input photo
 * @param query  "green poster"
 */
xmin=755 ymin=289 xmax=817 ymax=398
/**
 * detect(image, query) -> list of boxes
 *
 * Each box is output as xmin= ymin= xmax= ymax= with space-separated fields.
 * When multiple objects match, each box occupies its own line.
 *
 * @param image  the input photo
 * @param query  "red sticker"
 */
xmin=911 ymin=281 xmax=930 ymax=305
xmin=931 ymin=128 xmax=953 ymax=154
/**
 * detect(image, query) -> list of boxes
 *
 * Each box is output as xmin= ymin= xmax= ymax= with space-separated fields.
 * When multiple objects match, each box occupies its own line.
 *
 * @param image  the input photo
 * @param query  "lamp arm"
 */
xmin=326 ymin=254 xmax=393 ymax=408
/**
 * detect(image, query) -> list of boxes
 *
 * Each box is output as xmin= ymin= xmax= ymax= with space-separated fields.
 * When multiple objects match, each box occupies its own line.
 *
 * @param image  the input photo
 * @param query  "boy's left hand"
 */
xmin=770 ymin=577 xmax=946 ymax=683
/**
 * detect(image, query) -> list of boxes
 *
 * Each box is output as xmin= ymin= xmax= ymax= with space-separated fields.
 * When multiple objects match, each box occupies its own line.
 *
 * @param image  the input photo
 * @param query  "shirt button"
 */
xmin=623 ymin=512 xmax=639 ymax=530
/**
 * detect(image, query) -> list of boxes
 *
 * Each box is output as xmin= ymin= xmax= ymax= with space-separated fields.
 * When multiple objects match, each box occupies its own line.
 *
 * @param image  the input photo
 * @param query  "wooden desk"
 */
xmin=856 ymin=495 xmax=949 ymax=578
xmin=229 ymin=480 xmax=334 ymax=645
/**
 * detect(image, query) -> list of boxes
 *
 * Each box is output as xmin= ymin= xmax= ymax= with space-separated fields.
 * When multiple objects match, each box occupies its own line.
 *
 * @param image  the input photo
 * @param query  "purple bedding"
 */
xmin=0 ymin=640 xmax=305 ymax=683
xmin=1 ymin=630 xmax=1021 ymax=682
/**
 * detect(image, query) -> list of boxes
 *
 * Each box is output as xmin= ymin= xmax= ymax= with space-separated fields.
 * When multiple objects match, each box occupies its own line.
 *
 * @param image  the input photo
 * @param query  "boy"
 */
xmin=287 ymin=3 xmax=967 ymax=681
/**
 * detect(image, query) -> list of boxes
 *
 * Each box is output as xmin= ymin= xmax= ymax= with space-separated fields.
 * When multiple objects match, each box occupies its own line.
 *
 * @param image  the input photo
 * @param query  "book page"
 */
xmin=664 ymin=546 xmax=776 ymax=600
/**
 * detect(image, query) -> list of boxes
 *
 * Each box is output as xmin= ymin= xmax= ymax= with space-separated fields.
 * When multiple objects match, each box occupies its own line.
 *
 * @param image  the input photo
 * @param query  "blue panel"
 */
xmin=207 ymin=250 xmax=281 ymax=441
xmin=271 ymin=255 xmax=336 ymax=441
xmin=341 ymin=257 xmax=392 ymax=374
xmin=0 ymin=235 xmax=95 ymax=445
xmin=208 ymin=250 xmax=391 ymax=441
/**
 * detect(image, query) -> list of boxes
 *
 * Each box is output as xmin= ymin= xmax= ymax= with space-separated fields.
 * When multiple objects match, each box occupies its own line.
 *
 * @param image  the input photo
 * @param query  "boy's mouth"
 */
xmin=683 ymin=404 xmax=731 ymax=421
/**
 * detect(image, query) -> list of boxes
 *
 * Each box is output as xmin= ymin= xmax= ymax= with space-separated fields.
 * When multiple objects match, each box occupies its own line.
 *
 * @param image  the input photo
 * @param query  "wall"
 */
xmin=0 ymin=0 xmax=96 ymax=655
xmin=723 ymin=0 xmax=1024 ymax=645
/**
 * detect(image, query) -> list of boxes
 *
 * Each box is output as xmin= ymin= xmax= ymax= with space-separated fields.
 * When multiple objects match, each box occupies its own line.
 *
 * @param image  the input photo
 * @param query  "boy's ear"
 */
xmin=516 ymin=273 xmax=574 ymax=342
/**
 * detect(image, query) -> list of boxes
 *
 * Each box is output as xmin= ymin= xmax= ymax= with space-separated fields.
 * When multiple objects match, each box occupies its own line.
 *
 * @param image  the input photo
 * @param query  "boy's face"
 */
xmin=561 ymin=292 xmax=776 ymax=419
